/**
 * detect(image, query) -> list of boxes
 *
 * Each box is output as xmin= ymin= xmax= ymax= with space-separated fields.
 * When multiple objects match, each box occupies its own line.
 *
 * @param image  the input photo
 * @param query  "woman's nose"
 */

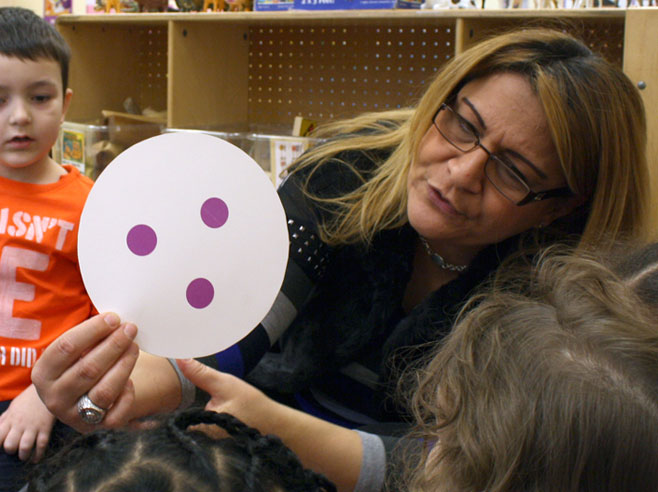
xmin=447 ymin=146 xmax=489 ymax=194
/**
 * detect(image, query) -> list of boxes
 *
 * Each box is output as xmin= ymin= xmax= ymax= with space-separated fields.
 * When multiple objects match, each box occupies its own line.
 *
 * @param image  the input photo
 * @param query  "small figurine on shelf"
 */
xmin=175 ymin=0 xmax=203 ymax=10
xmin=105 ymin=0 xmax=122 ymax=12
xmin=229 ymin=0 xmax=252 ymax=9
xmin=136 ymin=0 xmax=168 ymax=10
xmin=202 ymin=0 xmax=225 ymax=10
xmin=227 ymin=0 xmax=251 ymax=9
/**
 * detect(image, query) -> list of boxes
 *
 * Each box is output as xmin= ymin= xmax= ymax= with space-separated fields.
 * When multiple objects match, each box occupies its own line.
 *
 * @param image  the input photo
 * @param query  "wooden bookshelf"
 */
xmin=56 ymin=8 xmax=658 ymax=230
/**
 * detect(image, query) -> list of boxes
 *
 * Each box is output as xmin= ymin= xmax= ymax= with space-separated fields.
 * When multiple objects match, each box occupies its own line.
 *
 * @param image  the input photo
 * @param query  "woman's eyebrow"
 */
xmin=507 ymin=149 xmax=548 ymax=180
xmin=462 ymin=97 xmax=487 ymax=130
xmin=462 ymin=96 xmax=548 ymax=181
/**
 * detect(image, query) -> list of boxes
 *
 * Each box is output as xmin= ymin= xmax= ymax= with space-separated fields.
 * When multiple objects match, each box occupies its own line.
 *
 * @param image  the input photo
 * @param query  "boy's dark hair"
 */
xmin=27 ymin=408 xmax=336 ymax=492
xmin=0 ymin=7 xmax=71 ymax=91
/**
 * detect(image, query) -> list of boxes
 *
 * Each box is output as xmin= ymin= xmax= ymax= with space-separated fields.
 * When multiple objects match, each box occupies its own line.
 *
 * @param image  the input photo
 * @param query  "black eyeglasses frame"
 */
xmin=432 ymin=103 xmax=573 ymax=207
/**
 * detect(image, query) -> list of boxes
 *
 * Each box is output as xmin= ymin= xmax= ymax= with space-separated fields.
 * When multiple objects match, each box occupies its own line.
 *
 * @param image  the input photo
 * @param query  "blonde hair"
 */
xmin=292 ymin=28 xmax=649 ymax=248
xmin=403 ymin=246 xmax=658 ymax=492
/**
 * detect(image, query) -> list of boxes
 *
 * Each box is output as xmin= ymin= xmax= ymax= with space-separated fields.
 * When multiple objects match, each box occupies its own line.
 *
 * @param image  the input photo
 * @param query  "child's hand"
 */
xmin=0 ymin=383 xmax=56 ymax=462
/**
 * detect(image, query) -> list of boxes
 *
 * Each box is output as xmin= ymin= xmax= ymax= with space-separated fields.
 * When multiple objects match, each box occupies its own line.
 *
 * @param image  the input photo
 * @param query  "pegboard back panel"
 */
xmin=577 ymin=19 xmax=625 ymax=67
xmin=247 ymin=21 xmax=456 ymax=129
xmin=59 ymin=11 xmax=631 ymax=130
xmin=459 ymin=16 xmax=625 ymax=68
xmin=246 ymin=14 xmax=625 ymax=129
xmin=134 ymin=25 xmax=168 ymax=115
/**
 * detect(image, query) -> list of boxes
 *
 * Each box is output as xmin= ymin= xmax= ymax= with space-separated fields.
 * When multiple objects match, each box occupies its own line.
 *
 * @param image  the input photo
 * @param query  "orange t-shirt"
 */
xmin=0 ymin=165 xmax=95 ymax=401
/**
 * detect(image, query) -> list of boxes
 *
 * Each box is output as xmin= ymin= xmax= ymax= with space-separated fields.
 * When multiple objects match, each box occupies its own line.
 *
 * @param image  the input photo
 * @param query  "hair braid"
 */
xmin=172 ymin=409 xmax=336 ymax=492
xmin=29 ymin=408 xmax=336 ymax=492
xmin=28 ymin=430 xmax=120 ymax=492
xmin=166 ymin=411 xmax=222 ymax=486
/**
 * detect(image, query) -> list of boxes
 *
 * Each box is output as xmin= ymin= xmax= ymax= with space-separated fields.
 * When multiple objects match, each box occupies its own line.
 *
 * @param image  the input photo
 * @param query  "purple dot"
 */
xmin=186 ymin=278 xmax=214 ymax=309
xmin=126 ymin=224 xmax=157 ymax=256
xmin=201 ymin=197 xmax=228 ymax=228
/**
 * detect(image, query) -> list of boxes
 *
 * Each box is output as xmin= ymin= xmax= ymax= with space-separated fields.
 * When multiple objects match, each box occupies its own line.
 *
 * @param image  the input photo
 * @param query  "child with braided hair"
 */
xmin=25 ymin=408 xmax=336 ymax=492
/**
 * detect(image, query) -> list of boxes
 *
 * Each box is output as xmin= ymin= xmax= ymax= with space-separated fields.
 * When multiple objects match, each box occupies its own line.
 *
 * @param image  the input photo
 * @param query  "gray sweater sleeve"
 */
xmin=354 ymin=430 xmax=387 ymax=492
xmin=167 ymin=358 xmax=196 ymax=409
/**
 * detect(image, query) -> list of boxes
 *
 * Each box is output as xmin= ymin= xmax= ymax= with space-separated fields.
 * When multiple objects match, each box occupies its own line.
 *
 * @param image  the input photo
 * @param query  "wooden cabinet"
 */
xmin=624 ymin=9 xmax=658 ymax=233
xmin=56 ymin=9 xmax=658 ymax=228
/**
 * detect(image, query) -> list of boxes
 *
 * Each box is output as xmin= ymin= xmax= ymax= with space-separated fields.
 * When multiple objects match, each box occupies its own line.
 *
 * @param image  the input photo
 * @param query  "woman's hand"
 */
xmin=177 ymin=359 xmax=362 ymax=492
xmin=176 ymin=358 xmax=273 ymax=429
xmin=31 ymin=313 xmax=139 ymax=432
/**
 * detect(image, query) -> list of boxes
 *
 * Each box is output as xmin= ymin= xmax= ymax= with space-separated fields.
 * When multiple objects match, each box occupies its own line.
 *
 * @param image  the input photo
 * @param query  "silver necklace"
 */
xmin=419 ymin=236 xmax=469 ymax=273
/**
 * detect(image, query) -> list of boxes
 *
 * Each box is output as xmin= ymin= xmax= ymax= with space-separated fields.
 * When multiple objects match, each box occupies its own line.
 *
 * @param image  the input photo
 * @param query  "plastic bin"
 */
xmin=54 ymin=118 xmax=164 ymax=180
xmin=164 ymin=128 xmax=322 ymax=186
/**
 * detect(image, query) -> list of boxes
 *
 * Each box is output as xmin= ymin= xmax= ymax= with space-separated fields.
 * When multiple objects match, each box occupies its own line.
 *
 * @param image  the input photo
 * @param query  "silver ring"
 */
xmin=77 ymin=394 xmax=106 ymax=424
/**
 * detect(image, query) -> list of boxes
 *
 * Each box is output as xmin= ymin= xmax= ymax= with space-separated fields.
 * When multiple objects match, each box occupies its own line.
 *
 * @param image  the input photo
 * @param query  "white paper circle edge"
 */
xmin=78 ymin=132 xmax=289 ymax=359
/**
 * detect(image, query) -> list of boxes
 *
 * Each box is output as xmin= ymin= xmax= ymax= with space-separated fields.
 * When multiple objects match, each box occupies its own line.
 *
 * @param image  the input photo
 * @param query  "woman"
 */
xmin=32 ymin=27 xmax=650 ymax=491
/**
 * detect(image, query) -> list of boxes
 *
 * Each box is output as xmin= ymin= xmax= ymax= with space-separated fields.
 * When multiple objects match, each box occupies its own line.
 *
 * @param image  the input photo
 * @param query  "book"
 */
xmin=292 ymin=116 xmax=317 ymax=137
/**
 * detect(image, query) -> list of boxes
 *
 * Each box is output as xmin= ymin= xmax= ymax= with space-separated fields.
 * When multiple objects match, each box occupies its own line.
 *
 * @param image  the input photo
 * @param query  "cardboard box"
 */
xmin=293 ymin=0 xmax=398 ymax=9
xmin=101 ymin=110 xmax=164 ymax=149
xmin=253 ymin=0 xmax=294 ymax=10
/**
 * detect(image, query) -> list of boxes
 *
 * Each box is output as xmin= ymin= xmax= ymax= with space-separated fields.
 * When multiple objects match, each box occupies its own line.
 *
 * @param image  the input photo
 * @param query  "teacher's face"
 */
xmin=407 ymin=72 xmax=576 ymax=260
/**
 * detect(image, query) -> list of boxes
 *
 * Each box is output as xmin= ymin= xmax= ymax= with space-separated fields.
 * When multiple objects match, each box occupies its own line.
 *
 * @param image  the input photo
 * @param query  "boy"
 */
xmin=0 ymin=7 xmax=95 ymax=491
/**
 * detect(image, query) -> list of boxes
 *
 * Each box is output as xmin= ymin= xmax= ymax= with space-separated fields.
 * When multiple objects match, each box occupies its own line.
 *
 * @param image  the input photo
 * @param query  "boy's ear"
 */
xmin=61 ymin=88 xmax=73 ymax=123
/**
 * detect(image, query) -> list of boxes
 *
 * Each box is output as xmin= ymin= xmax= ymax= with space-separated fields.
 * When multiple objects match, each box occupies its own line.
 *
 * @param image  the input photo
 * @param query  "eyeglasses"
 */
xmin=432 ymin=103 xmax=573 ymax=206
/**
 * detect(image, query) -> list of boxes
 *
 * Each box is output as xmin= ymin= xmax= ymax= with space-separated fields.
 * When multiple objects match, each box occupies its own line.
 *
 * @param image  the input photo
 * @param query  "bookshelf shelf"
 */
xmin=56 ymin=8 xmax=658 ymax=230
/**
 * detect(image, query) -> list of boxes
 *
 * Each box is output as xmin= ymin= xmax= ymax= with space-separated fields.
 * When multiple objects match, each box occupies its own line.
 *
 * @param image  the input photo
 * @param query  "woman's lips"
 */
xmin=427 ymin=185 xmax=465 ymax=218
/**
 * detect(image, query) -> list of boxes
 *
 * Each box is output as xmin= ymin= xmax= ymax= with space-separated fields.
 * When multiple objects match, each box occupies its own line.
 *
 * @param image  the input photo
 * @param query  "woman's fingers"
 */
xmin=102 ymin=378 xmax=136 ymax=429
xmin=31 ymin=313 xmax=138 ymax=430
xmin=33 ymin=313 xmax=122 ymax=383
xmin=68 ymin=321 xmax=138 ymax=390
xmin=176 ymin=358 xmax=222 ymax=395
xmin=85 ymin=341 xmax=139 ymax=417
xmin=176 ymin=358 xmax=267 ymax=425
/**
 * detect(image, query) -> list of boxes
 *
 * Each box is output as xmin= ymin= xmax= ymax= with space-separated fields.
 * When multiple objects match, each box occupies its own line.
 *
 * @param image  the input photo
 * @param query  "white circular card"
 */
xmin=78 ymin=132 xmax=289 ymax=358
